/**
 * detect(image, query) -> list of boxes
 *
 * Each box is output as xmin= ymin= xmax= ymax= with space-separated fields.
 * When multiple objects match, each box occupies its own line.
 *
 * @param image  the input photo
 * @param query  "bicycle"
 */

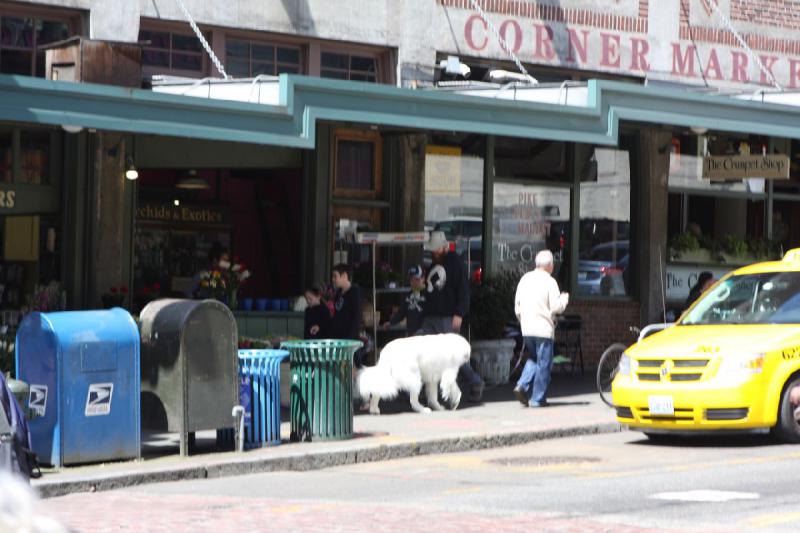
xmin=596 ymin=323 xmax=673 ymax=407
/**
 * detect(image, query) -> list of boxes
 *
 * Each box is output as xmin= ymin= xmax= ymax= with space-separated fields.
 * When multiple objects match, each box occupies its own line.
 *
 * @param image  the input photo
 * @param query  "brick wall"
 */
xmin=566 ymin=299 xmax=641 ymax=368
xmin=732 ymin=0 xmax=800 ymax=31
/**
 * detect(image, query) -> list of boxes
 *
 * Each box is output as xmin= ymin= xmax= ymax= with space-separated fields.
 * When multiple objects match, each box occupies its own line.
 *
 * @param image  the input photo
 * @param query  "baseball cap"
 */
xmin=408 ymin=265 xmax=424 ymax=279
xmin=424 ymin=231 xmax=449 ymax=252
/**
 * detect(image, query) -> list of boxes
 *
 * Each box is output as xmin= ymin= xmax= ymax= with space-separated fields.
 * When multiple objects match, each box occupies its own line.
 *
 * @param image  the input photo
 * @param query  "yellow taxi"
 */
xmin=612 ymin=249 xmax=800 ymax=442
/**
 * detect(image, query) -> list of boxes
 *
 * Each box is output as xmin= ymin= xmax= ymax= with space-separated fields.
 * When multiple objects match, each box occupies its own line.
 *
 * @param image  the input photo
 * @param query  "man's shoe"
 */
xmin=513 ymin=386 xmax=527 ymax=406
xmin=470 ymin=381 xmax=485 ymax=402
xmin=528 ymin=400 xmax=548 ymax=408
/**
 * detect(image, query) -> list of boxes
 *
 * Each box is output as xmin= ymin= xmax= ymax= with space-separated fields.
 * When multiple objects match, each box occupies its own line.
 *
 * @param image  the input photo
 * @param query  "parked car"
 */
xmin=612 ymin=249 xmax=800 ymax=442
xmin=577 ymin=240 xmax=629 ymax=296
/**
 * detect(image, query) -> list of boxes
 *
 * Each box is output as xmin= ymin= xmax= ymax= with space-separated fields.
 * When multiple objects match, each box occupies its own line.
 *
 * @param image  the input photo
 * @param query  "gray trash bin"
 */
xmin=139 ymin=299 xmax=237 ymax=456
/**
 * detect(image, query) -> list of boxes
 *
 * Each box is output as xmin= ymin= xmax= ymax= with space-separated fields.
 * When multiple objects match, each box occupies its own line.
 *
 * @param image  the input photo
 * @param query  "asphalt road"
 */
xmin=40 ymin=430 xmax=800 ymax=532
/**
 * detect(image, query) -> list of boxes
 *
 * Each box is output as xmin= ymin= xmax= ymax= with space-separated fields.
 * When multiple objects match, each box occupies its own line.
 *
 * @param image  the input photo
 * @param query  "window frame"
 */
xmin=224 ymin=36 xmax=303 ymax=77
xmin=331 ymin=128 xmax=383 ymax=200
xmin=139 ymin=20 xmax=209 ymax=78
xmin=320 ymin=49 xmax=381 ymax=82
xmin=0 ymin=5 xmax=82 ymax=77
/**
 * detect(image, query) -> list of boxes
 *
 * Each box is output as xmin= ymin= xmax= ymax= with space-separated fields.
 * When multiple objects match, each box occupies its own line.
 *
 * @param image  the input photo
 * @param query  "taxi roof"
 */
xmin=731 ymin=248 xmax=800 ymax=275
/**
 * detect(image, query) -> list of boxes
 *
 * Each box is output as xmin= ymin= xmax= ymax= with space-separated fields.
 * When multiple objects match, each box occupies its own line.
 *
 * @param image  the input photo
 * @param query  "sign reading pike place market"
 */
xmin=702 ymin=154 xmax=790 ymax=180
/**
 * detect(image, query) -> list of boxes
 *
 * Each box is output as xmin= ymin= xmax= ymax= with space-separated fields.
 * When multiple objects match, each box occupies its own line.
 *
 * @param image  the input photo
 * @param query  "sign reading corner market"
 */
xmin=702 ymin=155 xmax=790 ymax=180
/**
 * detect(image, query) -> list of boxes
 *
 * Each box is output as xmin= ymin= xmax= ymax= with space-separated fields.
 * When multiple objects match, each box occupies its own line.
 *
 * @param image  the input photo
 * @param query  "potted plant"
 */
xmin=669 ymin=232 xmax=713 ymax=263
xmin=720 ymin=234 xmax=753 ymax=265
xmin=469 ymin=269 xmax=519 ymax=386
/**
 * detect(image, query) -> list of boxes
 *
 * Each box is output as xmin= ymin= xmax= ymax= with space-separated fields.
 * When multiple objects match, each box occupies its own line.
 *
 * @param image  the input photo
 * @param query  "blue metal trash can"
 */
xmin=238 ymin=349 xmax=289 ymax=447
xmin=15 ymin=308 xmax=140 ymax=467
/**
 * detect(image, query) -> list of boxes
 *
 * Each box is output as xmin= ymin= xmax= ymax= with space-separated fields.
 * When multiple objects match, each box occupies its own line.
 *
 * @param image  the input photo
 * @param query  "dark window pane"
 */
xmin=142 ymin=49 xmax=169 ymax=67
xmin=278 ymin=65 xmax=299 ymax=74
xmin=0 ymin=49 xmax=33 ymax=75
xmin=227 ymin=57 xmax=250 ymax=77
xmin=36 ymin=19 xmax=70 ymax=46
xmin=321 ymin=52 xmax=348 ymax=70
xmin=336 ymin=140 xmax=375 ymax=190
xmin=251 ymin=61 xmax=275 ymax=76
xmin=350 ymin=72 xmax=376 ymax=82
xmin=172 ymin=33 xmax=202 ymax=52
xmin=276 ymin=46 xmax=299 ymax=64
xmin=20 ymin=130 xmax=50 ymax=185
xmin=0 ymin=130 xmax=12 ymax=182
xmin=252 ymin=43 xmax=274 ymax=61
xmin=321 ymin=69 xmax=348 ymax=80
xmin=172 ymin=53 xmax=202 ymax=71
xmin=35 ymin=50 xmax=45 ymax=77
xmin=226 ymin=38 xmax=249 ymax=59
xmin=350 ymin=55 xmax=376 ymax=73
xmin=139 ymin=30 xmax=170 ymax=49
xmin=2 ymin=17 xmax=34 ymax=48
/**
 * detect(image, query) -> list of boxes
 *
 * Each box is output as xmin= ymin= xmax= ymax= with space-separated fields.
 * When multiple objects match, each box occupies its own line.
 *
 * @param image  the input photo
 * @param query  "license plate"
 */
xmin=648 ymin=395 xmax=674 ymax=416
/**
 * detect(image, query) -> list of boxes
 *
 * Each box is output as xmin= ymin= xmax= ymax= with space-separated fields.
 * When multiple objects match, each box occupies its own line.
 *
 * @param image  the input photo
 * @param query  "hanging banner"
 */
xmin=702 ymin=155 xmax=790 ymax=180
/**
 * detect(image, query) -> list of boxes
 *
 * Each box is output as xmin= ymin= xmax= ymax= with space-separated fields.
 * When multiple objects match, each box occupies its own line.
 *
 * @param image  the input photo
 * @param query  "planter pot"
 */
xmin=471 ymin=338 xmax=516 ymax=386
xmin=674 ymin=249 xmax=714 ymax=264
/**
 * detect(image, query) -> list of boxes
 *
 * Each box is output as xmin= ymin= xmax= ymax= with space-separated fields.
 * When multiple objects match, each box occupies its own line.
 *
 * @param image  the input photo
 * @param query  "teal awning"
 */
xmin=3 ymin=73 xmax=800 ymax=147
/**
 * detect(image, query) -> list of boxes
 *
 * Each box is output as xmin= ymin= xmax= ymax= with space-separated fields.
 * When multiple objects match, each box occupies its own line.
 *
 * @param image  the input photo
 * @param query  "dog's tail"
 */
xmin=356 ymin=365 xmax=399 ymax=401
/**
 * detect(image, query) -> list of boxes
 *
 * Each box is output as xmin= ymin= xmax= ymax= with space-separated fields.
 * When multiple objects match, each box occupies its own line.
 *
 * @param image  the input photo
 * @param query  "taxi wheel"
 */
xmin=774 ymin=376 xmax=800 ymax=443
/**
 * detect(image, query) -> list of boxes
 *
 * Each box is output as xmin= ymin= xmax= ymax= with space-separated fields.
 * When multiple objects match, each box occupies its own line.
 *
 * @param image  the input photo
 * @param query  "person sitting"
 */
xmin=381 ymin=265 xmax=426 ymax=336
xmin=303 ymin=286 xmax=331 ymax=340
xmin=684 ymin=271 xmax=714 ymax=311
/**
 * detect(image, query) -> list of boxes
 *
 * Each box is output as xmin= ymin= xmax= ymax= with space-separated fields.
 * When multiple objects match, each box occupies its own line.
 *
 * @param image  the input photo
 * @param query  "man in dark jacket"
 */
xmin=420 ymin=231 xmax=484 ymax=401
xmin=330 ymin=263 xmax=365 ymax=365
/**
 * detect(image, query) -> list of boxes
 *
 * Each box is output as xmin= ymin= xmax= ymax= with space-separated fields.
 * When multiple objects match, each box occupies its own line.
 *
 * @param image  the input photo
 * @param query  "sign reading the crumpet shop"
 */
xmin=702 ymin=155 xmax=790 ymax=180
xmin=137 ymin=203 xmax=230 ymax=225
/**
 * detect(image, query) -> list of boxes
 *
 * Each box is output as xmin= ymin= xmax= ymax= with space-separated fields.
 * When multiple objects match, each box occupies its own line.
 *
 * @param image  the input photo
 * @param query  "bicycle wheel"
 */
xmin=597 ymin=343 xmax=626 ymax=407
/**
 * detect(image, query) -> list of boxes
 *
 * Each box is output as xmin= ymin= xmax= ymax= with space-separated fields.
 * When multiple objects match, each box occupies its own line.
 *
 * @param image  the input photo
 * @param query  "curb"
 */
xmin=35 ymin=422 xmax=622 ymax=499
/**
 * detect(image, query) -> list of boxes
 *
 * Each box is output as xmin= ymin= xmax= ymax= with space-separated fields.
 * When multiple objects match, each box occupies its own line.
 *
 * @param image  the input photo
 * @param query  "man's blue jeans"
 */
xmin=516 ymin=336 xmax=554 ymax=405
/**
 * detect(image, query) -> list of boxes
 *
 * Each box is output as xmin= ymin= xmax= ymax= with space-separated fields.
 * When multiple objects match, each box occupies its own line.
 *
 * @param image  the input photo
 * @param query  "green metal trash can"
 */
xmin=280 ymin=339 xmax=362 ymax=442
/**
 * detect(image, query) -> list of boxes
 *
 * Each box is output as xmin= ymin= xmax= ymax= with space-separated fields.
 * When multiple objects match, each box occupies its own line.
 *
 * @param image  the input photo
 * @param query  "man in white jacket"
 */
xmin=513 ymin=250 xmax=569 ymax=407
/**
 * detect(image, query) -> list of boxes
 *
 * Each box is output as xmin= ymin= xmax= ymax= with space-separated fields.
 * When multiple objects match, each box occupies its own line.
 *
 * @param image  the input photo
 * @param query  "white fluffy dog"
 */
xmin=356 ymin=333 xmax=470 ymax=414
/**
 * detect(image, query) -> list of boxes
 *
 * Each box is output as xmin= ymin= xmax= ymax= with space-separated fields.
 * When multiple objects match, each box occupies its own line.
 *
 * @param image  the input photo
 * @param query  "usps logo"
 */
xmin=85 ymin=383 xmax=114 ymax=416
xmin=28 ymin=385 xmax=48 ymax=417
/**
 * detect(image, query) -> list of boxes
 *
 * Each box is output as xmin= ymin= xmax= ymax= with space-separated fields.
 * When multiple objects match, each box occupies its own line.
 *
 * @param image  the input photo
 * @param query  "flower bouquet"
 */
xmin=200 ymin=257 xmax=251 ymax=310
xmin=101 ymin=285 xmax=128 ymax=308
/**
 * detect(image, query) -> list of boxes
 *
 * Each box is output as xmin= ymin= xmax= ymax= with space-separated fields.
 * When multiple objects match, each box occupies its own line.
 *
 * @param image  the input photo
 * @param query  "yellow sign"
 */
xmin=425 ymin=145 xmax=462 ymax=196
xmin=702 ymin=154 xmax=790 ymax=180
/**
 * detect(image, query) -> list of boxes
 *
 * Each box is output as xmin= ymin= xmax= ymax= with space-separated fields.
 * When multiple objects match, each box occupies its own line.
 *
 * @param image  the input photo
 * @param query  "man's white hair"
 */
xmin=0 ymin=473 xmax=68 ymax=533
xmin=535 ymin=249 xmax=554 ymax=268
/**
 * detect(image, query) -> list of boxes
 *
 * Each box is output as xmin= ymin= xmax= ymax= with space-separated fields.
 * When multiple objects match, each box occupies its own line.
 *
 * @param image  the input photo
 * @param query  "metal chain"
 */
xmin=174 ymin=0 xmax=228 ymax=79
xmin=467 ymin=0 xmax=536 ymax=83
xmin=706 ymin=0 xmax=781 ymax=90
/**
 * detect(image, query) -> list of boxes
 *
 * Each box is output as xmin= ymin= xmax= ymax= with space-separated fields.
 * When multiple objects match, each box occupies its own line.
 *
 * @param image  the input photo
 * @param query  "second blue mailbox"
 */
xmin=16 ymin=308 xmax=141 ymax=467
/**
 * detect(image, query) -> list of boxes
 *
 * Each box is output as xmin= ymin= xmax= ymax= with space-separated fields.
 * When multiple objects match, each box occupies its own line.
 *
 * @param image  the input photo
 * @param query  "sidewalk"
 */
xmin=33 ymin=374 xmax=621 ymax=498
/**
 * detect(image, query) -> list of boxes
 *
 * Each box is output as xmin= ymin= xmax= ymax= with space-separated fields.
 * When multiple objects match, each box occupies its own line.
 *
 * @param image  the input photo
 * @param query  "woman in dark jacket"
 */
xmin=684 ymin=271 xmax=714 ymax=311
xmin=303 ymin=286 xmax=331 ymax=339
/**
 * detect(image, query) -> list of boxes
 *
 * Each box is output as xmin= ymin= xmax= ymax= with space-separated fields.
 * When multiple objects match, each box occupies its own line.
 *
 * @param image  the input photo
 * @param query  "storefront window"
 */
xmin=666 ymin=133 xmax=772 ymax=308
xmin=0 ymin=130 xmax=10 ymax=182
xmin=424 ymin=136 xmax=484 ymax=278
xmin=577 ymin=148 xmax=631 ymax=297
xmin=491 ymin=182 xmax=570 ymax=286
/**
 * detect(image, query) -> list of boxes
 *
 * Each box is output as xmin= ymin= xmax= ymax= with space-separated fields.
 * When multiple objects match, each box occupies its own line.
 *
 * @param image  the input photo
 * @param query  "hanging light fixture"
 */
xmin=175 ymin=169 xmax=209 ymax=190
xmin=125 ymin=156 xmax=138 ymax=180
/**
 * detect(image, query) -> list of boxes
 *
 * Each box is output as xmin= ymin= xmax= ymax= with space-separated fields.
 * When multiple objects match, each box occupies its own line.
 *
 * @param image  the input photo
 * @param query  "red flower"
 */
xmin=142 ymin=286 xmax=151 ymax=295
xmin=152 ymin=283 xmax=161 ymax=292
xmin=120 ymin=285 xmax=129 ymax=294
xmin=110 ymin=287 xmax=118 ymax=294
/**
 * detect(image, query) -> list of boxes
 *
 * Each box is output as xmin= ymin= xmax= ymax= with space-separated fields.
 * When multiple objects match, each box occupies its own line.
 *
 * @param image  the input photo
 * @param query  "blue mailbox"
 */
xmin=16 ymin=308 xmax=141 ymax=467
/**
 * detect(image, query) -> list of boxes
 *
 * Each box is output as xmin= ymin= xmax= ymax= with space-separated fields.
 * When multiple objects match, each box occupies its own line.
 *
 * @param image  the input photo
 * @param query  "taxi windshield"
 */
xmin=681 ymin=272 xmax=800 ymax=325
